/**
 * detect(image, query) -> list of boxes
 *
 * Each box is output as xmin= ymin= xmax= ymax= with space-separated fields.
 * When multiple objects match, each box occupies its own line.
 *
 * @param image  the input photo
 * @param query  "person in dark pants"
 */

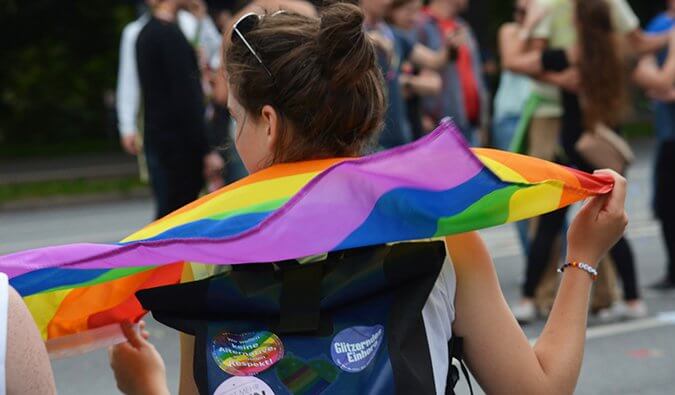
xmin=136 ymin=0 xmax=223 ymax=218
xmin=634 ymin=1 xmax=675 ymax=290
xmin=504 ymin=0 xmax=649 ymax=321
xmin=654 ymin=141 xmax=675 ymax=287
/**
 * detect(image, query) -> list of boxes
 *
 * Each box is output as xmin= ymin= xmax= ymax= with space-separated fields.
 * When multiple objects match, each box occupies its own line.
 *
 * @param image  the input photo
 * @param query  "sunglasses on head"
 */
xmin=231 ymin=11 xmax=285 ymax=81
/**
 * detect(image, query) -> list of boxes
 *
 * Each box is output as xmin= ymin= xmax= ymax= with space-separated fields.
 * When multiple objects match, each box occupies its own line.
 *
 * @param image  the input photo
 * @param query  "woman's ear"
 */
xmin=260 ymin=104 xmax=279 ymax=150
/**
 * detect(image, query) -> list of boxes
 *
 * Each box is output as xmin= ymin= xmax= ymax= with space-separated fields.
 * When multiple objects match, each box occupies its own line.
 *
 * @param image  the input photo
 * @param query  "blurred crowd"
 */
xmin=115 ymin=0 xmax=675 ymax=324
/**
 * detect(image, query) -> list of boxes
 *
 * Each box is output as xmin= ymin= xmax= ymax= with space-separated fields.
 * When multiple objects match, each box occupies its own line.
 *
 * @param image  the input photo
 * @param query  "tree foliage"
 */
xmin=0 ymin=1 xmax=134 ymax=146
xmin=0 ymin=0 xmax=663 ymax=151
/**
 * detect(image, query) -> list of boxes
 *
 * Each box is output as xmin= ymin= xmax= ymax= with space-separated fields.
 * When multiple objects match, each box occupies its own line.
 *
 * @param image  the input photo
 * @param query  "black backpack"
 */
xmin=138 ymin=241 xmax=473 ymax=395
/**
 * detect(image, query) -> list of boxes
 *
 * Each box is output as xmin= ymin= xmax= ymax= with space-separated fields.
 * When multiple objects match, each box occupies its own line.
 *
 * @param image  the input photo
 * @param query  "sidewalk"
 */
xmin=0 ymin=152 xmax=149 ymax=211
xmin=0 ymin=152 xmax=138 ymax=185
xmin=0 ymin=137 xmax=658 ymax=211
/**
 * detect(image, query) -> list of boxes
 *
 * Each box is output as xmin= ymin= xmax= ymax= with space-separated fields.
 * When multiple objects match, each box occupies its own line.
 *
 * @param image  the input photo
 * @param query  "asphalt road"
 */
xmin=1 ymin=138 xmax=673 ymax=394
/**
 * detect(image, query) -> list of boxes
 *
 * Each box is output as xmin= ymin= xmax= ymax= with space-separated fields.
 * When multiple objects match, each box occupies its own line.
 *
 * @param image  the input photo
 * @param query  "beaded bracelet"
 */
xmin=557 ymin=261 xmax=598 ymax=281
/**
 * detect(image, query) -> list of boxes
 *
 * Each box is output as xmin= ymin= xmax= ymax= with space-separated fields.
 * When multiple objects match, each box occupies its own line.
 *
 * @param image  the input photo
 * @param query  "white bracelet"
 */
xmin=557 ymin=261 xmax=598 ymax=281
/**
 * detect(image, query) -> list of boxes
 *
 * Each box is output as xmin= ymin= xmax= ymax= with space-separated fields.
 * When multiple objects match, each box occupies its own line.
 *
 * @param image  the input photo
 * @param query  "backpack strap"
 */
xmin=446 ymin=336 xmax=474 ymax=395
xmin=274 ymin=260 xmax=325 ymax=334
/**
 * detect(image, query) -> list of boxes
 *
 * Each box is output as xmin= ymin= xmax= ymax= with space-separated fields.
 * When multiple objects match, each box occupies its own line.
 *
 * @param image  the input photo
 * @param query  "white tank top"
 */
xmin=0 ymin=272 xmax=9 ymax=395
xmin=422 ymin=258 xmax=457 ymax=394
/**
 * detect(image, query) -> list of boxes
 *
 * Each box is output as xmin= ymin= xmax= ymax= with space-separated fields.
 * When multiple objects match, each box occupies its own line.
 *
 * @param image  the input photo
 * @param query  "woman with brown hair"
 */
xmin=110 ymin=2 xmax=629 ymax=394
xmin=504 ymin=0 xmax=647 ymax=321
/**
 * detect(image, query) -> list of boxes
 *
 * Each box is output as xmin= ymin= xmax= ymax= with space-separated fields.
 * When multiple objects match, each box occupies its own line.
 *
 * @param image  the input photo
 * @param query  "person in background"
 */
xmin=206 ymin=0 xmax=318 ymax=187
xmin=415 ymin=0 xmax=489 ymax=145
xmin=505 ymin=0 xmax=672 ymax=323
xmin=135 ymin=0 xmax=224 ymax=219
xmin=633 ymin=0 xmax=675 ymax=290
xmin=492 ymin=0 xmax=535 ymax=256
xmin=361 ymin=0 xmax=456 ymax=149
xmin=505 ymin=0 xmax=648 ymax=322
xmin=0 ymin=273 xmax=56 ymax=394
xmin=215 ymin=8 xmax=233 ymax=32
xmin=524 ymin=0 xmax=671 ymax=161
xmin=202 ymin=6 xmax=244 ymax=189
xmin=386 ymin=0 xmax=442 ymax=139
xmin=110 ymin=4 xmax=631 ymax=394
xmin=117 ymin=0 xmax=222 ymax=156
xmin=493 ymin=0 xmax=533 ymax=151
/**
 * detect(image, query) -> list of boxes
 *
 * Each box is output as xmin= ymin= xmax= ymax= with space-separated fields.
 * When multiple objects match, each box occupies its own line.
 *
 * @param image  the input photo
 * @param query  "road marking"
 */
xmin=528 ymin=312 xmax=675 ymax=344
xmin=657 ymin=311 xmax=675 ymax=324
xmin=586 ymin=316 xmax=674 ymax=340
xmin=626 ymin=348 xmax=665 ymax=359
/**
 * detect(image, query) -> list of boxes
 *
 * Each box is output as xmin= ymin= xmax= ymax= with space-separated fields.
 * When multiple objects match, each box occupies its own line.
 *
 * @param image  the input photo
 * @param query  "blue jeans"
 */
xmin=493 ymin=116 xmax=530 ymax=253
xmin=492 ymin=115 xmax=520 ymax=151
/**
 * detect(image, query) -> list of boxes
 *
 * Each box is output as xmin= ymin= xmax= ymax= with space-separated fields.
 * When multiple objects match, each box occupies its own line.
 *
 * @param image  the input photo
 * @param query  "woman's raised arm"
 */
xmin=448 ymin=170 xmax=628 ymax=395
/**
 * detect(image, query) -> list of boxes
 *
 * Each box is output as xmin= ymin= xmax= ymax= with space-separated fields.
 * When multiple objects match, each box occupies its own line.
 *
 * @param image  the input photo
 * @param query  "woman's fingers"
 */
xmin=594 ymin=169 xmax=627 ymax=213
xmin=120 ymin=322 xmax=144 ymax=349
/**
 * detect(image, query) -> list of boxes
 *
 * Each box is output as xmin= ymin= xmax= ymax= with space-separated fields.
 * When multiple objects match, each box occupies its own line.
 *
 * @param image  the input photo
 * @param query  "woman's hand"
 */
xmin=109 ymin=321 xmax=169 ymax=395
xmin=567 ymin=169 xmax=628 ymax=267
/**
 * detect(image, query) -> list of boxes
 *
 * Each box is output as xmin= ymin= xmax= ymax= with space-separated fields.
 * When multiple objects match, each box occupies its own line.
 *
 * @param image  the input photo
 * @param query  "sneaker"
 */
xmin=596 ymin=303 xmax=623 ymax=323
xmin=512 ymin=300 xmax=537 ymax=324
xmin=597 ymin=301 xmax=648 ymax=322
xmin=648 ymin=277 xmax=675 ymax=291
xmin=623 ymin=300 xmax=648 ymax=320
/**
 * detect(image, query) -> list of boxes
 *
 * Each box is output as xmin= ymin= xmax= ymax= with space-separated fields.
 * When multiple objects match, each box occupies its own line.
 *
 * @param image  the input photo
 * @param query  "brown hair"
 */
xmin=225 ymin=2 xmax=386 ymax=164
xmin=575 ymin=0 xmax=626 ymax=129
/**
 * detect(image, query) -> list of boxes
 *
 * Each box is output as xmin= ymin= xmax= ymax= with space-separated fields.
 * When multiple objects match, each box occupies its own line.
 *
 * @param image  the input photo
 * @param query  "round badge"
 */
xmin=330 ymin=325 xmax=384 ymax=373
xmin=211 ymin=331 xmax=284 ymax=376
xmin=213 ymin=376 xmax=275 ymax=395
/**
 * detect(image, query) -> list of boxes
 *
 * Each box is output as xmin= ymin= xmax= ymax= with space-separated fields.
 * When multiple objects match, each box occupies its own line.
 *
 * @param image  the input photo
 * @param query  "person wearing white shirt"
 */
xmin=116 ymin=1 xmax=222 ymax=155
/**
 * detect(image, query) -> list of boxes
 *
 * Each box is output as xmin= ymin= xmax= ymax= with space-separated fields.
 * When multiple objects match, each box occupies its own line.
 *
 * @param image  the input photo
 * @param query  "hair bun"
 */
xmin=317 ymin=2 xmax=376 ymax=88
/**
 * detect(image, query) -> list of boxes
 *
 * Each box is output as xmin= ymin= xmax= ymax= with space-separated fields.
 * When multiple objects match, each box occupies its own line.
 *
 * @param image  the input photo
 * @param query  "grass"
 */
xmin=0 ymin=139 xmax=118 ymax=159
xmin=0 ymin=177 xmax=147 ymax=204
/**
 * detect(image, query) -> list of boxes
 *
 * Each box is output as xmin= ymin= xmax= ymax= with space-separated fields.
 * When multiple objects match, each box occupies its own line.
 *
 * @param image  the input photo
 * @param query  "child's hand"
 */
xmin=567 ymin=170 xmax=628 ymax=267
xmin=109 ymin=321 xmax=169 ymax=395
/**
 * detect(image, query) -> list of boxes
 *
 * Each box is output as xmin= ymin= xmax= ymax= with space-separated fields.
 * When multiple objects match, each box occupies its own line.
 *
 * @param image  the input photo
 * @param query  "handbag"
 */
xmin=575 ymin=123 xmax=635 ymax=173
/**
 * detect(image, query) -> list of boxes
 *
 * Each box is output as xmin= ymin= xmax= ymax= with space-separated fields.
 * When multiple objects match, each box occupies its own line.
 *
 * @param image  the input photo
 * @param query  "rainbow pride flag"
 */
xmin=1 ymin=120 xmax=612 ymax=353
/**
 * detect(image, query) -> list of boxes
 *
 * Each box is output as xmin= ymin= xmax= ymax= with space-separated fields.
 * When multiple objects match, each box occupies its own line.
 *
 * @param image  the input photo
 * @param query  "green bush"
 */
xmin=0 ymin=1 xmax=134 ymax=147
xmin=0 ymin=0 xmax=661 ymax=154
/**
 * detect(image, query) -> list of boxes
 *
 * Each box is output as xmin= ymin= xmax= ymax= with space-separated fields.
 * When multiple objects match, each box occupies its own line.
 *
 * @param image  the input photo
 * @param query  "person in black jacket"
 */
xmin=136 ymin=0 xmax=224 ymax=219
